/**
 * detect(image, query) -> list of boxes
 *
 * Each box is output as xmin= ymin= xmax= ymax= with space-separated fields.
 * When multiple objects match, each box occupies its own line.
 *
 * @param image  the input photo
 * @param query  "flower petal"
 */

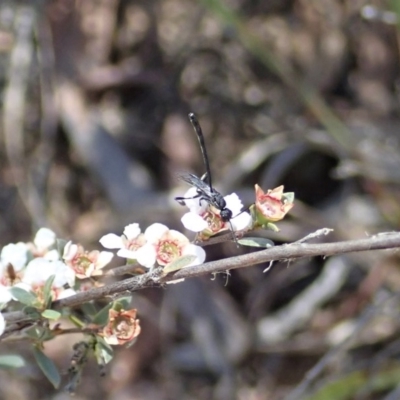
xmin=144 ymin=223 xmax=169 ymax=243
xmin=123 ymin=223 xmax=141 ymax=240
xmin=97 ymin=251 xmax=114 ymax=268
xmin=63 ymin=241 xmax=78 ymax=261
xmin=44 ymin=249 xmax=61 ymax=261
xmin=231 ymin=212 xmax=252 ymax=231
xmin=117 ymin=248 xmax=138 ymax=259
xmin=57 ymin=288 xmax=76 ymax=299
xmin=224 ymin=193 xmax=243 ymax=215
xmin=34 ymin=228 xmax=56 ymax=250
xmin=53 ymin=260 xmax=76 ymax=288
xmin=99 ymin=234 xmax=124 ymax=249
xmin=166 ymin=229 xmax=190 ymax=243
xmin=0 ymin=312 xmax=5 ymax=336
xmin=1 ymin=243 xmax=28 ymax=271
xmin=136 ymin=244 xmax=156 ymax=269
xmin=182 ymin=244 xmax=206 ymax=266
xmin=181 ymin=212 xmax=208 ymax=232
xmin=181 ymin=187 xmax=208 ymax=213
xmin=0 ymin=285 xmax=12 ymax=305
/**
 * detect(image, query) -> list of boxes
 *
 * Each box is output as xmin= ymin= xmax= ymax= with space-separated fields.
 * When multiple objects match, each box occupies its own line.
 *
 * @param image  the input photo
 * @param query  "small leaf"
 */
xmin=55 ymin=239 xmax=67 ymax=255
xmin=115 ymin=296 xmax=132 ymax=310
xmin=262 ymin=222 xmax=279 ymax=232
xmin=238 ymin=237 xmax=275 ymax=248
xmin=24 ymin=326 xmax=44 ymax=340
xmin=32 ymin=346 xmax=61 ymax=388
xmin=10 ymin=287 xmax=39 ymax=307
xmin=92 ymin=304 xmax=112 ymax=326
xmin=22 ymin=306 xmax=41 ymax=319
xmin=42 ymin=275 xmax=56 ymax=308
xmin=81 ymin=302 xmax=97 ymax=317
xmin=0 ymin=355 xmax=25 ymax=369
xmin=163 ymin=255 xmax=197 ymax=275
xmin=24 ymin=325 xmax=55 ymax=342
xmin=94 ymin=336 xmax=114 ymax=365
xmin=41 ymin=309 xmax=61 ymax=320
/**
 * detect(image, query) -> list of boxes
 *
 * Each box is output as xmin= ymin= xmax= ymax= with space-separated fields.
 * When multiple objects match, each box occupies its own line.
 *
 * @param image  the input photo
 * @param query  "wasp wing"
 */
xmin=178 ymin=173 xmax=214 ymax=198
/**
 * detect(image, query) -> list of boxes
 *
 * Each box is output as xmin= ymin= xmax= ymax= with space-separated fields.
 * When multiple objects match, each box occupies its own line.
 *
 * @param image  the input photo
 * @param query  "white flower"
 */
xmin=30 ymin=228 xmax=59 ymax=260
xmin=0 ymin=312 xmax=5 ymax=336
xmin=100 ymin=223 xmax=149 ymax=265
xmin=63 ymin=241 xmax=114 ymax=279
xmin=0 ymin=243 xmax=28 ymax=271
xmin=22 ymin=258 xmax=76 ymax=292
xmin=34 ymin=228 xmax=56 ymax=251
xmin=137 ymin=223 xmax=205 ymax=269
xmin=101 ymin=222 xmax=205 ymax=269
xmin=181 ymin=191 xmax=252 ymax=235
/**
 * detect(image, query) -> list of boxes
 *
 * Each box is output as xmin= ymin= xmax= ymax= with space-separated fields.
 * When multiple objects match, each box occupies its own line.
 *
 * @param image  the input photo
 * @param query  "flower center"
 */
xmin=126 ymin=234 xmax=146 ymax=251
xmin=156 ymin=240 xmax=181 ymax=266
xmin=114 ymin=317 xmax=131 ymax=339
xmin=204 ymin=211 xmax=226 ymax=233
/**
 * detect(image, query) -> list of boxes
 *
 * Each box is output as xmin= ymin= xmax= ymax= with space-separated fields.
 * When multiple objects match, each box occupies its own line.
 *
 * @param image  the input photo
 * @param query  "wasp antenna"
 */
xmin=188 ymin=113 xmax=213 ymax=189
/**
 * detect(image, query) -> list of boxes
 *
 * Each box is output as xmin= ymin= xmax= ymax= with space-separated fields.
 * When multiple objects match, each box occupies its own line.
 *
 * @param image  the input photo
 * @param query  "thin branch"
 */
xmin=3 ymin=232 xmax=400 ymax=327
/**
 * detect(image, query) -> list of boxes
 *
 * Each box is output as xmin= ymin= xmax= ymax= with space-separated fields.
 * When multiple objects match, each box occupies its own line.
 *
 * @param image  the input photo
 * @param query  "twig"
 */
xmin=3 ymin=232 xmax=400 ymax=328
xmin=294 ymin=228 xmax=334 ymax=243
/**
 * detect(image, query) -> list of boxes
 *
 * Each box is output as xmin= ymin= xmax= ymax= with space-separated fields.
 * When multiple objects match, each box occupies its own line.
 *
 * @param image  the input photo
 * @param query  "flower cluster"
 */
xmin=0 ymin=181 xmax=293 ymax=350
xmin=178 ymin=184 xmax=294 ymax=241
xmin=0 ymin=228 xmax=78 ymax=305
xmin=0 ymin=228 xmax=116 ymax=336
xmin=100 ymin=222 xmax=205 ymax=270
xmin=0 ymin=228 xmax=80 ymax=335
xmin=180 ymin=187 xmax=253 ymax=240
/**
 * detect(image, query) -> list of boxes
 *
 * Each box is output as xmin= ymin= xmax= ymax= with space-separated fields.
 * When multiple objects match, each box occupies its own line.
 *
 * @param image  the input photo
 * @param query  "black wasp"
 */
xmin=175 ymin=113 xmax=233 ymax=225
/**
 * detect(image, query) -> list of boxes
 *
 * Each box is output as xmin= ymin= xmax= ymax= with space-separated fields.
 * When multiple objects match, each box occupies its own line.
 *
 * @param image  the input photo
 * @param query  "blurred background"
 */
xmin=2 ymin=0 xmax=400 ymax=399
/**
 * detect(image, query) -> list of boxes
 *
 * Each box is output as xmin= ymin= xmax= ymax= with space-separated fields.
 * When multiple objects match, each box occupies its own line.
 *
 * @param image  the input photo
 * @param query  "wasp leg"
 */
xmin=174 ymin=193 xmax=201 ymax=206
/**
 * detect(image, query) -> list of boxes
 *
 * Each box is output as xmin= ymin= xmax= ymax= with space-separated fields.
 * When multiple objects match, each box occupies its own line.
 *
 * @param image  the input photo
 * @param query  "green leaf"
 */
xmin=55 ymin=238 xmax=67 ymax=255
xmin=23 ymin=325 xmax=55 ymax=342
xmin=263 ymin=222 xmax=279 ymax=232
xmin=92 ymin=304 xmax=112 ymax=326
xmin=23 ymin=326 xmax=44 ymax=340
xmin=115 ymin=296 xmax=132 ymax=310
xmin=80 ymin=302 xmax=97 ymax=317
xmin=10 ymin=287 xmax=39 ymax=307
xmin=42 ymin=275 xmax=56 ymax=308
xmin=32 ymin=346 xmax=61 ymax=388
xmin=0 ymin=355 xmax=25 ymax=369
xmin=163 ymin=255 xmax=197 ymax=275
xmin=238 ymin=237 xmax=275 ymax=248
xmin=41 ymin=309 xmax=61 ymax=320
xmin=94 ymin=336 xmax=113 ymax=365
xmin=22 ymin=306 xmax=41 ymax=319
